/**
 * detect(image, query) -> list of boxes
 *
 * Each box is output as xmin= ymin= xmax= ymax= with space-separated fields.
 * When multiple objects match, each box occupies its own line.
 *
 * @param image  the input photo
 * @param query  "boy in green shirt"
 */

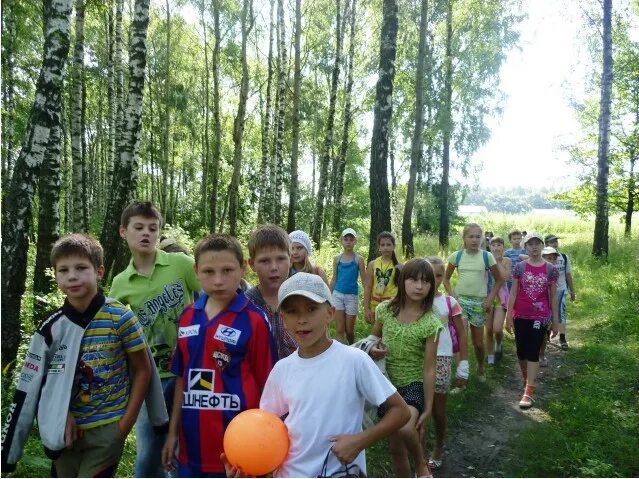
xmin=109 ymin=201 xmax=200 ymax=478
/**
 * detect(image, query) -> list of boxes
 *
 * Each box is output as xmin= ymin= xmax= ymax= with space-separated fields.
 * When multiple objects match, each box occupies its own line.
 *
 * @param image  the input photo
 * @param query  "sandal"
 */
xmin=519 ymin=394 xmax=534 ymax=409
xmin=428 ymin=456 xmax=443 ymax=470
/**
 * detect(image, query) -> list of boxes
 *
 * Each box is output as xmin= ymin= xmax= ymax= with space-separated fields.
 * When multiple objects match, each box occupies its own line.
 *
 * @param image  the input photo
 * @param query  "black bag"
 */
xmin=317 ymin=447 xmax=364 ymax=478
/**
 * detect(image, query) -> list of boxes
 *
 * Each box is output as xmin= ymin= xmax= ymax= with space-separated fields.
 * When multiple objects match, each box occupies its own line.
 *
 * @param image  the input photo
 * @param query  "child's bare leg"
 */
xmin=432 ymin=393 xmax=447 ymax=460
xmin=485 ymin=312 xmax=495 ymax=362
xmin=518 ymin=359 xmax=528 ymax=383
xmin=470 ymin=325 xmax=485 ymax=375
xmin=397 ymin=406 xmax=429 ymax=477
xmin=345 ymin=314 xmax=356 ymax=345
xmin=493 ymin=307 xmax=505 ymax=347
xmin=539 ymin=330 xmax=548 ymax=362
xmin=388 ymin=430 xmax=411 ymax=478
xmin=334 ymin=309 xmax=347 ymax=344
xmin=527 ymin=360 xmax=540 ymax=386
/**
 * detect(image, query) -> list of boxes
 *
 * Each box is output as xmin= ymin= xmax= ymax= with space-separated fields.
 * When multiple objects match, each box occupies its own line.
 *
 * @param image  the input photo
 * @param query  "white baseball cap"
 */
xmin=523 ymin=232 xmax=544 ymax=245
xmin=542 ymin=246 xmax=558 ymax=256
xmin=341 ymin=228 xmax=357 ymax=238
xmin=278 ymin=272 xmax=334 ymax=309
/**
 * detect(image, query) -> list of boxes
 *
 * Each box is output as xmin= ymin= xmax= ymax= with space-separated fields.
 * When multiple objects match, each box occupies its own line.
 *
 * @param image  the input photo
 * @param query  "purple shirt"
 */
xmin=513 ymin=261 xmax=558 ymax=320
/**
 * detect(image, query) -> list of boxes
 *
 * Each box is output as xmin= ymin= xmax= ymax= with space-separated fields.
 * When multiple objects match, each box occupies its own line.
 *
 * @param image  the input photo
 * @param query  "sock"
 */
xmin=487 ymin=355 xmax=495 ymax=364
xmin=495 ymin=342 xmax=502 ymax=352
xmin=522 ymin=370 xmax=528 ymax=382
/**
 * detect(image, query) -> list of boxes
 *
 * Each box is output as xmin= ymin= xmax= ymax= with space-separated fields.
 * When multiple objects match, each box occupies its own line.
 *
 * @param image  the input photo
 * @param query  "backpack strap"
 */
xmin=445 ymin=295 xmax=453 ymax=320
xmin=546 ymin=262 xmax=554 ymax=281
xmin=482 ymin=250 xmax=490 ymax=270
xmin=455 ymin=250 xmax=463 ymax=266
xmin=561 ymin=252 xmax=567 ymax=265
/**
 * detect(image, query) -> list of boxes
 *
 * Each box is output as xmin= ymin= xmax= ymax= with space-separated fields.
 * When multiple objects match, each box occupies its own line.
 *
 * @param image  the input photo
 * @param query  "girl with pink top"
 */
xmin=486 ymin=236 xmax=512 ymax=365
xmin=506 ymin=232 xmax=559 ymax=409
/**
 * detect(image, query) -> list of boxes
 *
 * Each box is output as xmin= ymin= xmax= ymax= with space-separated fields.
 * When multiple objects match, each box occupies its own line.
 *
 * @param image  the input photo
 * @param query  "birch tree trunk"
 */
xmin=1 ymin=0 xmax=17 ymax=200
xmin=333 ymin=0 xmax=356 ymax=233
xmin=287 ymin=0 xmax=302 ymax=232
xmin=402 ymin=0 xmax=428 ymax=258
xmin=367 ymin=0 xmax=397 ymax=262
xmin=258 ymin=0 xmax=275 ymax=224
xmin=312 ymin=0 xmax=342 ymax=247
xmin=1 ymin=0 xmax=72 ymax=366
xmin=209 ymin=0 xmax=222 ymax=231
xmin=272 ymin=0 xmax=287 ymax=225
xmin=34 ymin=120 xmax=62 ymax=312
xmin=228 ymin=0 xmax=253 ymax=235
xmin=438 ymin=0 xmax=453 ymax=248
xmin=592 ymin=0 xmax=613 ymax=258
xmin=71 ymin=0 xmax=86 ymax=231
xmin=100 ymin=0 xmax=152 ymax=278
xmin=200 ymin=0 xmax=210 ymax=227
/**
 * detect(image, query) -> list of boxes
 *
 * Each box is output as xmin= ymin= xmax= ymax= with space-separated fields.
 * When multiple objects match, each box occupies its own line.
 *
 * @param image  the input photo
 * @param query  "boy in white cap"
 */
xmin=330 ymin=228 xmax=366 ymax=344
xmin=258 ymin=273 xmax=410 ymax=478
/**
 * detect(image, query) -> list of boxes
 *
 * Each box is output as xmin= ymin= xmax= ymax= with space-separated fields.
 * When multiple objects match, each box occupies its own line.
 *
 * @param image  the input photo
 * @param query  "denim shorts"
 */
xmin=332 ymin=291 xmax=359 ymax=316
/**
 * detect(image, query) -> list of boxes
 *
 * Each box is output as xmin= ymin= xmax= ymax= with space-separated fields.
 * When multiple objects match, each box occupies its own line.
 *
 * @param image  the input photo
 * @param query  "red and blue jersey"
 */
xmin=170 ymin=290 xmax=277 ymax=473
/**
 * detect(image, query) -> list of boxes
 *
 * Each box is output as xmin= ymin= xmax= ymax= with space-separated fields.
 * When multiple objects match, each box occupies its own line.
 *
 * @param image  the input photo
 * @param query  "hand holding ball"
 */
xmin=223 ymin=409 xmax=289 ymax=476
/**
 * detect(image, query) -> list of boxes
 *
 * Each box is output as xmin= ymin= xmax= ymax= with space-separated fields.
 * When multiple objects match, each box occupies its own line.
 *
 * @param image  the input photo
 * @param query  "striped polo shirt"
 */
xmin=69 ymin=294 xmax=146 ymax=428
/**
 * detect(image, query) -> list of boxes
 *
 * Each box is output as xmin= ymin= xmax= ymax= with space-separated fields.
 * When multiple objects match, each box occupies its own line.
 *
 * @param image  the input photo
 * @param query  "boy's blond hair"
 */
xmin=50 ymin=233 xmax=104 ymax=270
xmin=248 ymin=224 xmax=290 ymax=259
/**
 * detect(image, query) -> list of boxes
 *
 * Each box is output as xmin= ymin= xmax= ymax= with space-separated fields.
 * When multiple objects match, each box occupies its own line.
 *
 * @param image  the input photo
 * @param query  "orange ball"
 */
xmin=223 ymin=408 xmax=289 ymax=476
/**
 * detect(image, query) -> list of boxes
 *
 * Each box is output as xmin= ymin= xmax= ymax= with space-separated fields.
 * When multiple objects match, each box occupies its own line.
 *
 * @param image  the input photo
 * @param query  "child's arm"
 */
xmin=452 ymin=313 xmax=469 ymax=388
xmin=119 ymin=349 xmax=151 ymax=437
xmin=485 ymin=263 xmax=504 ymax=312
xmin=329 ymin=256 xmax=338 ymax=292
xmin=549 ymin=282 xmax=559 ymax=337
xmin=566 ymin=271 xmax=576 ymax=301
xmin=358 ymin=255 xmax=366 ymax=288
xmin=501 ymin=257 xmax=512 ymax=282
xmin=317 ymin=266 xmax=330 ymax=286
xmin=505 ymin=278 xmax=519 ymax=334
xmin=363 ymin=261 xmax=375 ymax=324
xmin=416 ymin=335 xmax=438 ymax=433
xmin=162 ymin=376 xmax=184 ymax=471
xmin=330 ymin=392 xmax=409 ymax=465
xmin=443 ymin=263 xmax=456 ymax=297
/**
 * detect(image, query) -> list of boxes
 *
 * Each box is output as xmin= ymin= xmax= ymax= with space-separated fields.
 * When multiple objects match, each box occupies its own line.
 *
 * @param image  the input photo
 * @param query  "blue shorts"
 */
xmin=557 ymin=288 xmax=568 ymax=324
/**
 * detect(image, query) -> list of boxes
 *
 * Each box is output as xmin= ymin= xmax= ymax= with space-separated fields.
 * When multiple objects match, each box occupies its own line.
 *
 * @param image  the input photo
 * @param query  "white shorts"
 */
xmin=332 ymin=291 xmax=359 ymax=316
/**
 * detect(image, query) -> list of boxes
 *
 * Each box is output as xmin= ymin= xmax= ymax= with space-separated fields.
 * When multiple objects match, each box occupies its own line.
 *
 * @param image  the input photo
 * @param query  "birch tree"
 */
xmin=593 ymin=0 xmax=613 ymax=257
xmin=368 ymin=0 xmax=398 ymax=261
xmin=1 ymin=0 xmax=73 ymax=366
xmin=100 ymin=0 xmax=152 ymax=278
xmin=312 ymin=0 xmax=343 ymax=247
xmin=287 ymin=0 xmax=302 ymax=232
xmin=71 ymin=0 xmax=87 ymax=231
xmin=228 ymin=0 xmax=254 ymax=236
xmin=402 ymin=0 xmax=428 ymax=257
xmin=438 ymin=0 xmax=453 ymax=248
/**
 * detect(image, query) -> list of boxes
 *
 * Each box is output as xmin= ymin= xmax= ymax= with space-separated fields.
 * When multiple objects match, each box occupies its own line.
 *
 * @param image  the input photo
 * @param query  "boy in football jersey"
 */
xmin=161 ymin=234 xmax=277 ymax=477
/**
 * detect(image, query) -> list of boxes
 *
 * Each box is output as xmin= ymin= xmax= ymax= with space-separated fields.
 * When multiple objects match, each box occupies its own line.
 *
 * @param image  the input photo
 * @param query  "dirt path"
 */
xmin=436 ymin=340 xmax=568 ymax=478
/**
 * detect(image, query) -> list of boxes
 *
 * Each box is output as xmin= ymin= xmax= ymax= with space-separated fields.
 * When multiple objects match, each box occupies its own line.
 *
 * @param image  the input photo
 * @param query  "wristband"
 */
xmin=456 ymin=360 xmax=469 ymax=379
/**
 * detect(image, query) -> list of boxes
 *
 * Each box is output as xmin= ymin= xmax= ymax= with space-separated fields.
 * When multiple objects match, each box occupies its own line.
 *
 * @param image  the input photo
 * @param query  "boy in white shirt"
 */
xmin=258 ymin=273 xmax=410 ymax=477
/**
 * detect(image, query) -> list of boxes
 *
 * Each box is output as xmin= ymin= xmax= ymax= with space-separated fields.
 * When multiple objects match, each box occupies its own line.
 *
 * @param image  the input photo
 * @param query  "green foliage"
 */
xmin=464 ymin=186 xmax=567 ymax=214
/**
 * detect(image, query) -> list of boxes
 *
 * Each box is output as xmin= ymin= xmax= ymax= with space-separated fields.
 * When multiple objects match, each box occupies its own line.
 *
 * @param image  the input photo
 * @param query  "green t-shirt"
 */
xmin=447 ymin=249 xmax=496 ymax=298
xmin=376 ymin=301 xmax=443 ymax=387
xmin=109 ymin=249 xmax=200 ymax=376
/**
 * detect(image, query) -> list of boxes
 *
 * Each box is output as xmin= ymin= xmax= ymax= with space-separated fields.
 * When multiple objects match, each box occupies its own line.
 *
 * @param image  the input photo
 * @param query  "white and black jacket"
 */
xmin=1 ymin=294 xmax=169 ymax=472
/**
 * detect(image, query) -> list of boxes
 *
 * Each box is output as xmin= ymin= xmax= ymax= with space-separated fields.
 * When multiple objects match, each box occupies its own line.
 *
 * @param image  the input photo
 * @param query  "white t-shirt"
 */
xmin=555 ymin=253 xmax=572 ymax=290
xmin=433 ymin=295 xmax=463 ymax=357
xmin=260 ymin=340 xmax=396 ymax=478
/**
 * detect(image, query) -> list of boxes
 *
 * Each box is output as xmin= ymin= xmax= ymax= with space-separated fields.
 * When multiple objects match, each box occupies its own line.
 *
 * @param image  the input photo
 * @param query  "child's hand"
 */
xmin=369 ymin=344 xmax=387 ymax=360
xmin=550 ymin=322 xmax=559 ymax=338
xmin=416 ymin=412 xmax=429 ymax=441
xmin=64 ymin=413 xmax=77 ymax=448
xmin=220 ymin=453 xmax=249 ymax=478
xmin=505 ymin=313 xmax=513 ymax=335
xmin=483 ymin=298 xmax=492 ymax=314
xmin=329 ymin=434 xmax=364 ymax=465
xmin=161 ymin=433 xmax=178 ymax=471
xmin=364 ymin=309 xmax=374 ymax=324
xmin=570 ymin=291 xmax=576 ymax=302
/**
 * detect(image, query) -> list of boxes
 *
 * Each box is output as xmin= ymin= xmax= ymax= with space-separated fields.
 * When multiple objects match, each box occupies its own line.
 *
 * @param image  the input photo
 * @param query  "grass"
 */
xmin=3 ymin=213 xmax=638 ymax=477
